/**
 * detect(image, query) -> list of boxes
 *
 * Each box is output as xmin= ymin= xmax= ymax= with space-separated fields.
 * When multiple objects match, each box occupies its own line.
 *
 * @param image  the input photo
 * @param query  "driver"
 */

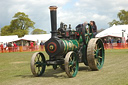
xmin=90 ymin=21 xmax=97 ymax=38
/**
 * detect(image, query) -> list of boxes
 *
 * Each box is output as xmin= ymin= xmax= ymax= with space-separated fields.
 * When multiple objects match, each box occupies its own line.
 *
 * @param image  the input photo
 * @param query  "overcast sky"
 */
xmin=0 ymin=0 xmax=128 ymax=33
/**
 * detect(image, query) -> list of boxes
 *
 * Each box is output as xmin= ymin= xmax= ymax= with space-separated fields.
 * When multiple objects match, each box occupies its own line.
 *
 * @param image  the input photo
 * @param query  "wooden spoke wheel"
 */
xmin=65 ymin=51 xmax=79 ymax=78
xmin=87 ymin=38 xmax=105 ymax=70
xmin=30 ymin=52 xmax=46 ymax=76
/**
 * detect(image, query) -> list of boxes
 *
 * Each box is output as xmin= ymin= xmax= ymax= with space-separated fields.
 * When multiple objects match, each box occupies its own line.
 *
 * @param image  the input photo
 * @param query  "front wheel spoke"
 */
xmin=38 ymin=67 xmax=42 ymax=74
xmin=95 ymin=44 xmax=98 ymax=50
xmin=69 ymin=57 xmax=72 ymax=61
xmin=38 ymin=67 xmax=40 ymax=72
xmin=69 ymin=57 xmax=75 ymax=65
xmin=37 ymin=55 xmax=40 ymax=61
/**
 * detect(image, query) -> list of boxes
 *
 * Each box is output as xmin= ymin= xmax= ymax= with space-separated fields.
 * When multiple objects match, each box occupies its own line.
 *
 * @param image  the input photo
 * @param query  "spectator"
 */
xmin=3 ymin=43 xmax=7 ymax=53
xmin=30 ymin=41 xmax=34 ymax=51
xmin=126 ymin=39 xmax=128 ymax=47
xmin=40 ymin=41 xmax=44 ymax=51
xmin=25 ymin=42 xmax=29 ymax=51
xmin=126 ymin=39 xmax=128 ymax=43
xmin=109 ymin=38 xmax=113 ymax=49
xmin=0 ymin=43 xmax=4 ymax=53
xmin=34 ymin=41 xmax=38 ymax=50
xmin=104 ymin=38 xmax=107 ymax=49
xmin=7 ymin=42 xmax=12 ymax=52
xmin=117 ymin=38 xmax=121 ymax=48
xmin=13 ymin=42 xmax=18 ymax=52
xmin=11 ymin=42 xmax=14 ymax=52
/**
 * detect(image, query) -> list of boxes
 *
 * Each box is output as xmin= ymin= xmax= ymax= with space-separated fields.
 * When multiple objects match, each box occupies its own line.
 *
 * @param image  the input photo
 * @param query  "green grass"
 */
xmin=0 ymin=49 xmax=128 ymax=85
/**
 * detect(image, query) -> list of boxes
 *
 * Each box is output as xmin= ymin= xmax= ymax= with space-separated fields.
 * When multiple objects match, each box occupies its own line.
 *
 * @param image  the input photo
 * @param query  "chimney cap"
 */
xmin=49 ymin=6 xmax=57 ymax=11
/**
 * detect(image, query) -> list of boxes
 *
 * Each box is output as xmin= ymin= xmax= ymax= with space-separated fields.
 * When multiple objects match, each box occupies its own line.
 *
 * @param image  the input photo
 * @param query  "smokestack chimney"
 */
xmin=49 ymin=6 xmax=57 ymax=38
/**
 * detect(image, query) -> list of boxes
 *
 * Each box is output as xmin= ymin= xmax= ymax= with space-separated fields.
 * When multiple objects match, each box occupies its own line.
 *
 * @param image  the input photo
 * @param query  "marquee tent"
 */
xmin=0 ymin=35 xmax=18 ymax=43
xmin=96 ymin=25 xmax=128 ymax=40
xmin=0 ymin=34 xmax=51 ymax=44
xmin=22 ymin=34 xmax=51 ymax=43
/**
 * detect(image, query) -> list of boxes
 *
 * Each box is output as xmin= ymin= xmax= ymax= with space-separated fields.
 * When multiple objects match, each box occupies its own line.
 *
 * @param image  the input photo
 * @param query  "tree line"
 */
xmin=108 ymin=10 xmax=128 ymax=27
xmin=1 ymin=12 xmax=46 ymax=37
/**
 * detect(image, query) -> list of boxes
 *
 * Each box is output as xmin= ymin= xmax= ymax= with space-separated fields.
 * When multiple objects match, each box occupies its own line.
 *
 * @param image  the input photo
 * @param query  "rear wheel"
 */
xmin=30 ymin=52 xmax=46 ymax=76
xmin=87 ymin=38 xmax=105 ymax=70
xmin=65 ymin=51 xmax=79 ymax=78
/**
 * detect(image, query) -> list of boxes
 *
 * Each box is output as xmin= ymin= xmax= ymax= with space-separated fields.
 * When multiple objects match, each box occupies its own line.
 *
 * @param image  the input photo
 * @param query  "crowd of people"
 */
xmin=0 ymin=42 xmax=18 ymax=53
xmin=104 ymin=38 xmax=128 ymax=49
xmin=0 ymin=41 xmax=45 ymax=53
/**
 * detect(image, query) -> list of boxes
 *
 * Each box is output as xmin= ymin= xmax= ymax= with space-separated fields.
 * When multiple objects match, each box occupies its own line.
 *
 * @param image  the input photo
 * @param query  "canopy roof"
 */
xmin=96 ymin=25 xmax=128 ymax=39
xmin=0 ymin=34 xmax=51 ymax=43
xmin=0 ymin=35 xmax=18 ymax=43
xmin=22 ymin=34 xmax=51 ymax=42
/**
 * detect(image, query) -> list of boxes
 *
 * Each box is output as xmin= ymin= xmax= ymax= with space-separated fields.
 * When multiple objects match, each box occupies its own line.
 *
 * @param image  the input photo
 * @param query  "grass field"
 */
xmin=0 ymin=49 xmax=128 ymax=85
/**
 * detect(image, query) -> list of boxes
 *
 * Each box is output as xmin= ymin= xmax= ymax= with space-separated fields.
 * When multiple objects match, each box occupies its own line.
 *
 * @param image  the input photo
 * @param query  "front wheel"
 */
xmin=65 ymin=51 xmax=79 ymax=78
xmin=30 ymin=52 xmax=46 ymax=76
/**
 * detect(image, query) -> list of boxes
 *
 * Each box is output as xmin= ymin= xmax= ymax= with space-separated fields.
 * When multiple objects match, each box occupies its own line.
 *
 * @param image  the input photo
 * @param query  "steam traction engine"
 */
xmin=30 ymin=6 xmax=105 ymax=78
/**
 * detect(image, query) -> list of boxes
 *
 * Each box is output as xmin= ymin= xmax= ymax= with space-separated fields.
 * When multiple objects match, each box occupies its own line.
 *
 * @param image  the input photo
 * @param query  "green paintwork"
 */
xmin=62 ymin=39 xmax=79 ymax=54
xmin=34 ymin=53 xmax=46 ymax=76
xmin=84 ymin=24 xmax=93 ymax=44
xmin=82 ymin=45 xmax=88 ymax=65
xmin=69 ymin=52 xmax=79 ymax=77
xmin=94 ymin=39 xmax=105 ymax=70
xmin=78 ymin=36 xmax=83 ymax=44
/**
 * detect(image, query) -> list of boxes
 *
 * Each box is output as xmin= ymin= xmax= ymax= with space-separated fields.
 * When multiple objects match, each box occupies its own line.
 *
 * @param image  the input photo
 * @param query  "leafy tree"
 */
xmin=1 ymin=25 xmax=12 ymax=36
xmin=31 ymin=28 xmax=47 ymax=34
xmin=1 ymin=12 xmax=35 ymax=37
xmin=108 ymin=10 xmax=128 ymax=27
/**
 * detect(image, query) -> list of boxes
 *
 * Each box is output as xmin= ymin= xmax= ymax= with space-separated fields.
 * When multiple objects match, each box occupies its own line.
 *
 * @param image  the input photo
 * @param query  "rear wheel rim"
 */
xmin=87 ymin=38 xmax=105 ymax=70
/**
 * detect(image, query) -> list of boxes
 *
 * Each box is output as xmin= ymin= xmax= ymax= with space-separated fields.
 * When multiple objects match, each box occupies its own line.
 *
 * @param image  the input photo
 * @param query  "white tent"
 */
xmin=22 ymin=34 xmax=51 ymax=43
xmin=0 ymin=34 xmax=51 ymax=44
xmin=0 ymin=35 xmax=18 ymax=43
xmin=96 ymin=25 xmax=128 ymax=40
